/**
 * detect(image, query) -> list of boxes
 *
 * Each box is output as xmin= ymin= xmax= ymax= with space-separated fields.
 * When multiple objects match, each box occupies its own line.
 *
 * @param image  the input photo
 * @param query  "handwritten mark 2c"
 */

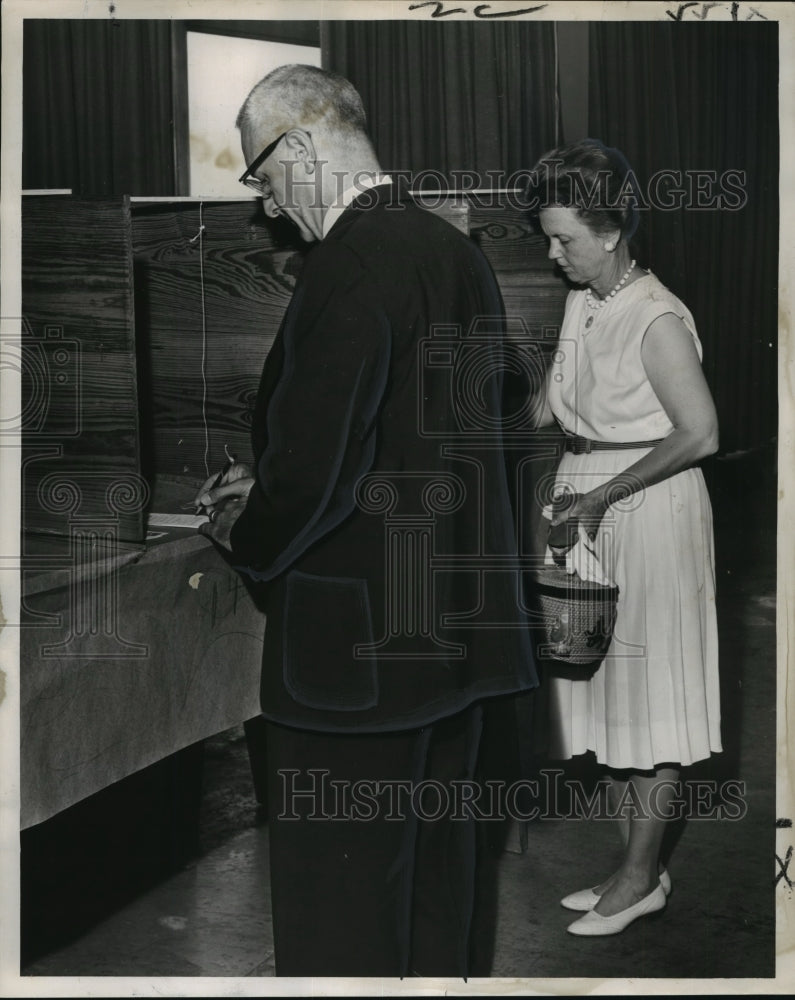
xmin=409 ymin=1 xmax=548 ymax=17
xmin=409 ymin=1 xmax=467 ymax=16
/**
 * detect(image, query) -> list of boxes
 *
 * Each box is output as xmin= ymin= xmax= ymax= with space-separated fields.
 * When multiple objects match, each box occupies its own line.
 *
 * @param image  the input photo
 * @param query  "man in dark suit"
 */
xmin=198 ymin=64 xmax=537 ymax=978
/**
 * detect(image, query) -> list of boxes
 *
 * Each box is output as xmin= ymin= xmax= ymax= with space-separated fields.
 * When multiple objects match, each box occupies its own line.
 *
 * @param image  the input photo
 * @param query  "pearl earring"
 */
xmin=604 ymin=241 xmax=616 ymax=252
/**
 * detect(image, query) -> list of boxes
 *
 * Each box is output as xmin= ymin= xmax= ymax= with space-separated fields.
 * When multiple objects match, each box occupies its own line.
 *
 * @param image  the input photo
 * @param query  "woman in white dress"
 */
xmin=528 ymin=140 xmax=721 ymax=935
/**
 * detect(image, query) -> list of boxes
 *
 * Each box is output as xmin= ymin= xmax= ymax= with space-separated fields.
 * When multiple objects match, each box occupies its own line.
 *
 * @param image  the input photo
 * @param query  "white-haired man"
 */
xmin=199 ymin=64 xmax=537 ymax=978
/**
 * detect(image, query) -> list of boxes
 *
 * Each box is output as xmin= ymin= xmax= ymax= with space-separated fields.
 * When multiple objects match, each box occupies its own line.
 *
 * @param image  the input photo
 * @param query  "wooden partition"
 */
xmin=21 ymin=196 xmax=144 ymax=543
xmin=469 ymin=199 xmax=570 ymax=555
xmin=471 ymin=199 xmax=568 ymax=333
xmin=129 ymin=193 xmax=569 ymax=544
xmin=21 ymin=193 xmax=568 ymax=537
xmin=131 ymin=200 xmax=303 ymax=484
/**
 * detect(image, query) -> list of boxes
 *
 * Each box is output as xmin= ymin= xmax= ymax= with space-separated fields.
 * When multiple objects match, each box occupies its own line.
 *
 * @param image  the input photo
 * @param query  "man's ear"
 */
xmin=285 ymin=128 xmax=316 ymax=173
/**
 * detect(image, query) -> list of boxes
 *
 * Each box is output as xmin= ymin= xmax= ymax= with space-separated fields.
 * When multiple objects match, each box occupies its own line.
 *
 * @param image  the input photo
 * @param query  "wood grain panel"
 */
xmin=471 ymin=198 xmax=569 ymax=365
xmin=470 ymin=201 xmax=551 ymax=272
xmin=131 ymin=201 xmax=304 ymax=481
xmin=21 ymin=196 xmax=144 ymax=543
xmin=470 ymin=199 xmax=569 ymax=566
xmin=497 ymin=270 xmax=569 ymax=337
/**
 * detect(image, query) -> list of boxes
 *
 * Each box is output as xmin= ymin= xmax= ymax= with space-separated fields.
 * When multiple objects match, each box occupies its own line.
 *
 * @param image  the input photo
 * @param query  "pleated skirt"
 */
xmin=539 ymin=448 xmax=722 ymax=770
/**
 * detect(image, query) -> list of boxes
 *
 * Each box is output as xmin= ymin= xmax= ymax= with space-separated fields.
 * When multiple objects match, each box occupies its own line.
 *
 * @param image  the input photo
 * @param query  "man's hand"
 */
xmin=194 ymin=462 xmax=255 ymax=551
xmin=194 ymin=462 xmax=254 ymax=512
xmin=198 ymin=495 xmax=248 ymax=551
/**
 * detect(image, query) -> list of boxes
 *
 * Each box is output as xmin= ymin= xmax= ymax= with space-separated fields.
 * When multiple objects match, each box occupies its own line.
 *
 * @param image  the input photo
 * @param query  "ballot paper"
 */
xmin=147 ymin=512 xmax=209 ymax=529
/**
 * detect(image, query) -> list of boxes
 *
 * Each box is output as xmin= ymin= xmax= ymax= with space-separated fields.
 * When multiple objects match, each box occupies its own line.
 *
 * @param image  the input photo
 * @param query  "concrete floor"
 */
xmin=19 ymin=449 xmax=782 ymax=986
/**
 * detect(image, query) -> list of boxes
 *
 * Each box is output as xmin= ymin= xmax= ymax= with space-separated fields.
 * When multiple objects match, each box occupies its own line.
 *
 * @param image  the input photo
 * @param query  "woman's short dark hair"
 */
xmin=526 ymin=139 xmax=640 ymax=241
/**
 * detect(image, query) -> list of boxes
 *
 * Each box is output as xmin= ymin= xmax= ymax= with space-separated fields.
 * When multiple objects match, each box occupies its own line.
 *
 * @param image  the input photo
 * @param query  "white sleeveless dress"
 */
xmin=543 ymin=271 xmax=721 ymax=769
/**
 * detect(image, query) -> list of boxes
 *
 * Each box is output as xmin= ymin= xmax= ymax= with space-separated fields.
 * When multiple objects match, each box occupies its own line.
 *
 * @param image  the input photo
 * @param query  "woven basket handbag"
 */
xmin=531 ymin=565 xmax=619 ymax=667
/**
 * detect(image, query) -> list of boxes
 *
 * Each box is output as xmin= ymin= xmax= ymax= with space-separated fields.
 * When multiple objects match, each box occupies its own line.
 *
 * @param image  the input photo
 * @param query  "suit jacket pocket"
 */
xmin=283 ymin=570 xmax=378 ymax=711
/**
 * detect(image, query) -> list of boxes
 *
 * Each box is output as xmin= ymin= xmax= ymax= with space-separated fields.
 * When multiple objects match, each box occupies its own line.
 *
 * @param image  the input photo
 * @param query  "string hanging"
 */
xmin=194 ymin=203 xmax=211 ymax=482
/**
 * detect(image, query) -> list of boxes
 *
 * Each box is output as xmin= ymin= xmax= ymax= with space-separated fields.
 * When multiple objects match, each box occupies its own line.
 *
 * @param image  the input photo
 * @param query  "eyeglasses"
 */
xmin=238 ymin=131 xmax=288 ymax=196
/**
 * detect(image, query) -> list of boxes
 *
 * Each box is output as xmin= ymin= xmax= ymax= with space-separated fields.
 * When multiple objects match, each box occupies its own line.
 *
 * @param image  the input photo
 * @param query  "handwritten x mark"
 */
xmin=775 ymin=845 xmax=793 ymax=889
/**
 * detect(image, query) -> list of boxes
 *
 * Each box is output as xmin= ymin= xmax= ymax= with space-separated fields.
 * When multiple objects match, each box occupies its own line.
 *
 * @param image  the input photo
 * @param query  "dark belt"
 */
xmin=563 ymin=435 xmax=664 ymax=454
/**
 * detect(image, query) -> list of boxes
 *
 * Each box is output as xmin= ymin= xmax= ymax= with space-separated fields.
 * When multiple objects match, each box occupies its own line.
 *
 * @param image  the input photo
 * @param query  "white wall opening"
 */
xmin=187 ymin=32 xmax=321 ymax=198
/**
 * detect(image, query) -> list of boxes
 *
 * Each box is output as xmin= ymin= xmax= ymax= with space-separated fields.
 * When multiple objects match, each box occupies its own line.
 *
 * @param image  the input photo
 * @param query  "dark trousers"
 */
xmin=265 ymin=704 xmax=484 ymax=977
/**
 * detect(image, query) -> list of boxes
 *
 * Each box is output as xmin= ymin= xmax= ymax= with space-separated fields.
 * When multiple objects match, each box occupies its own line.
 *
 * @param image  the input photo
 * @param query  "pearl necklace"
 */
xmin=585 ymin=260 xmax=637 ymax=323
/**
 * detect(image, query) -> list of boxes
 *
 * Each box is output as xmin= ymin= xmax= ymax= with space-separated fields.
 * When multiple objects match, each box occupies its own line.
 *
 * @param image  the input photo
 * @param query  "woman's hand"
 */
xmin=550 ymin=489 xmax=609 ymax=540
xmin=569 ymin=490 xmax=609 ymax=540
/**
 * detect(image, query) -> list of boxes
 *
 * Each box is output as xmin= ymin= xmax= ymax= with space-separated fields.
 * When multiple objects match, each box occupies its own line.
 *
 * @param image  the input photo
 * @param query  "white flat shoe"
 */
xmin=566 ymin=883 xmax=667 ymax=936
xmin=560 ymin=868 xmax=671 ymax=911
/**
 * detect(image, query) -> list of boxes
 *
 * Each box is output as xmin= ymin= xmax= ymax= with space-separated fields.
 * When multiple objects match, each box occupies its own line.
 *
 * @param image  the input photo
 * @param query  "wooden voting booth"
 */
xmin=19 ymin=193 xmax=568 ymax=897
xmin=19 ymin=195 xmax=286 ymax=833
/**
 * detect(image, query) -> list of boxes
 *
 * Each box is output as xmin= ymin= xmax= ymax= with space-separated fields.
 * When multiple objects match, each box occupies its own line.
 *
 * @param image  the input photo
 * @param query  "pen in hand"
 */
xmin=211 ymin=453 xmax=236 ymax=492
xmin=195 ymin=448 xmax=237 ymax=514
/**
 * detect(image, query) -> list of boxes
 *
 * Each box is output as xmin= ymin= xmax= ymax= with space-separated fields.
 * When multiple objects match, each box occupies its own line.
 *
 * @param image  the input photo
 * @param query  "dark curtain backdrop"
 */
xmin=23 ymin=19 xmax=177 ymax=196
xmin=589 ymin=23 xmax=778 ymax=455
xmin=322 ymin=20 xmax=560 ymax=183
